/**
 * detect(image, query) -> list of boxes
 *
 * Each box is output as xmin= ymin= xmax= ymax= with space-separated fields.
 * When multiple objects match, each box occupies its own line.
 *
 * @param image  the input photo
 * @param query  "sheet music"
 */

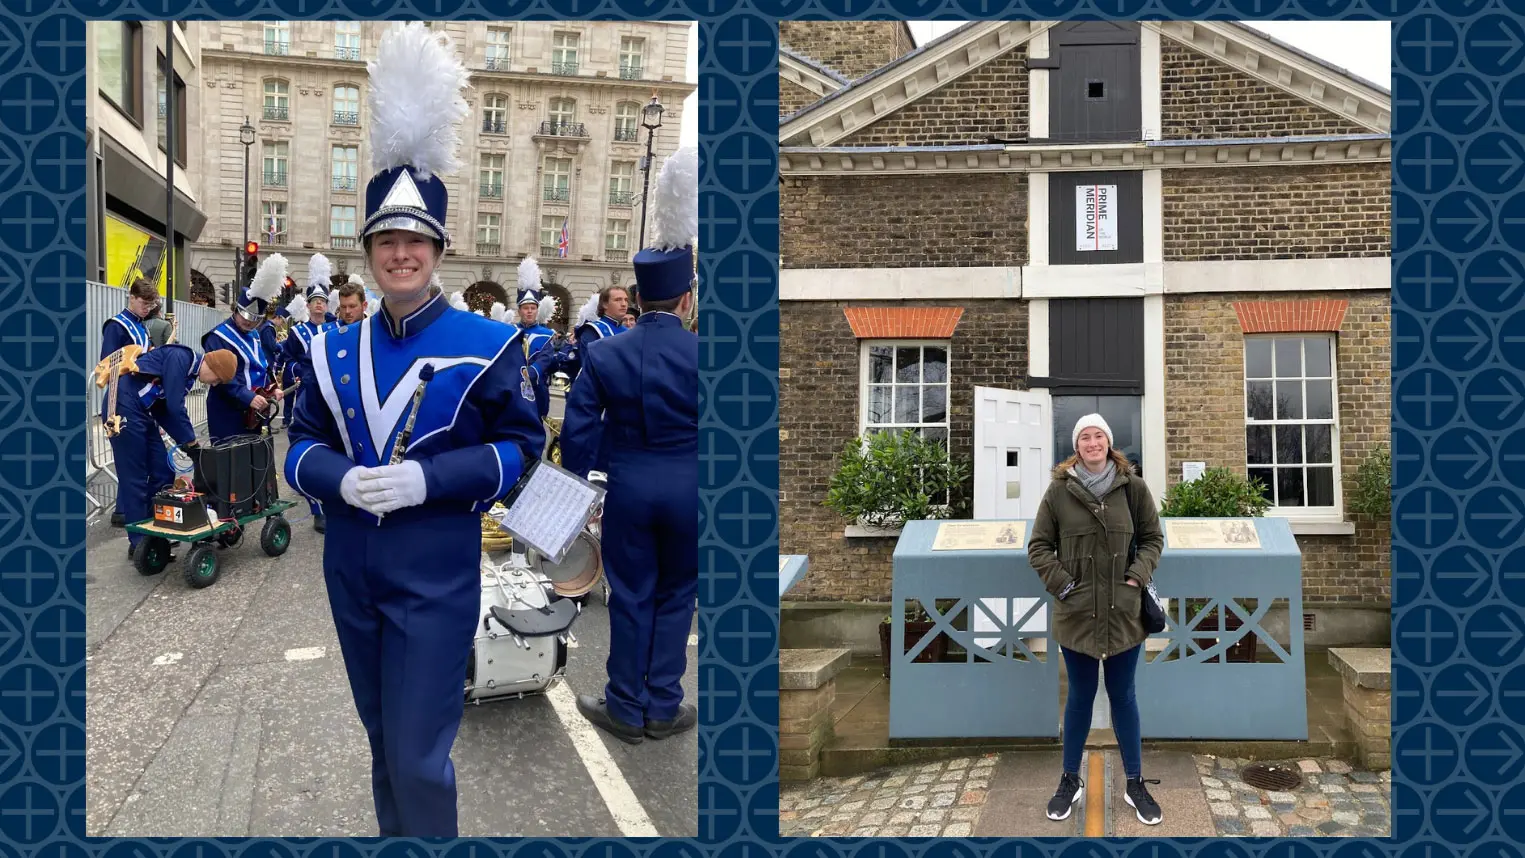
xmin=494 ymin=463 xmax=602 ymax=563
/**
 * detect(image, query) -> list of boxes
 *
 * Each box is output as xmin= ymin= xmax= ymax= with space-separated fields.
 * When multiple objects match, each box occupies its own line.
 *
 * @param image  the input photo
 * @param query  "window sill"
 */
xmin=844 ymin=524 xmax=903 ymax=539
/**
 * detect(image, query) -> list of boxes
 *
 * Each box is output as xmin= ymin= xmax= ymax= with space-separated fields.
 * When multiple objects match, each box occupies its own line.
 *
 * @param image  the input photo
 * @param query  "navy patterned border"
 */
xmin=0 ymin=0 xmax=1514 ymax=854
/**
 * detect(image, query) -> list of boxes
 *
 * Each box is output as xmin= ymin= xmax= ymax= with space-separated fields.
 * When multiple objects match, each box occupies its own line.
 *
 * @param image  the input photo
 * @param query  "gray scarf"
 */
xmin=1070 ymin=459 xmax=1117 ymax=502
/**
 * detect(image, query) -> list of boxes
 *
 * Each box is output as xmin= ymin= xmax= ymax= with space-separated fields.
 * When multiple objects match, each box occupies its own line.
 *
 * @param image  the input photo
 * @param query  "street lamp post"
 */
xmin=239 ymin=116 xmax=255 ymax=292
xmin=636 ymin=95 xmax=665 ymax=255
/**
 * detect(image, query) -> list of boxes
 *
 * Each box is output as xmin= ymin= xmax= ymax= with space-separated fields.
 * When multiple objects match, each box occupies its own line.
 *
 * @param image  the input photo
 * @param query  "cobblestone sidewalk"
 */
xmin=1195 ymin=755 xmax=1391 ymax=837
xmin=779 ymin=755 xmax=998 ymax=837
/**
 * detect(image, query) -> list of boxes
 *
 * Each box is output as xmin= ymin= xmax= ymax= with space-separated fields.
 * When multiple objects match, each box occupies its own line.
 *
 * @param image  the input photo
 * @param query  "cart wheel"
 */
xmin=183 ymin=544 xmax=220 ymax=589
xmin=261 ymin=516 xmax=291 ymax=557
xmin=133 ymin=537 xmax=173 ymax=576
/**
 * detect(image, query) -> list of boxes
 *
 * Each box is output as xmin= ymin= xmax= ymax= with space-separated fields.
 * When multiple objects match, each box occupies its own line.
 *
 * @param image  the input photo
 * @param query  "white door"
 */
xmin=972 ymin=387 xmax=1052 ymax=646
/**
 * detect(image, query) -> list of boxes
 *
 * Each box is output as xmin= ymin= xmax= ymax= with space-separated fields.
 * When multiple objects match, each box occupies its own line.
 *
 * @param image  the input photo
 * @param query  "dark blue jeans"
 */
xmin=1061 ymin=644 xmax=1143 ymax=780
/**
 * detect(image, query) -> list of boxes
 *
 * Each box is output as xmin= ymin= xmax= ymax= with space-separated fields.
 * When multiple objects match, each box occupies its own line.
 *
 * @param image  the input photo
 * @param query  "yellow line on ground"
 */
xmin=1084 ymin=750 xmax=1106 ymax=837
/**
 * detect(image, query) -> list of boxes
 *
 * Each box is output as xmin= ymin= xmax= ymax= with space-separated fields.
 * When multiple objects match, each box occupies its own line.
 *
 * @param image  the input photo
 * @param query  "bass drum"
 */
xmin=532 ymin=530 xmax=604 ymax=599
xmin=465 ymin=553 xmax=568 ymax=703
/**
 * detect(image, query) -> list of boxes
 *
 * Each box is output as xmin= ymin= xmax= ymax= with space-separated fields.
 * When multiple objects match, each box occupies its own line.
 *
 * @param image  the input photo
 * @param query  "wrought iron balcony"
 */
xmin=263 ymin=171 xmax=287 ymax=187
xmin=480 ymin=183 xmax=503 ymax=199
xmin=331 ymin=176 xmax=357 ymax=192
xmin=335 ymin=46 xmax=360 ymax=61
xmin=537 ymin=121 xmax=587 ymax=138
xmin=605 ymin=249 xmax=628 ymax=262
xmin=613 ymin=127 xmax=638 ymax=142
xmin=485 ymin=55 xmax=510 ymax=70
xmin=550 ymin=61 xmax=579 ymax=75
xmin=263 ymin=105 xmax=288 ymax=121
xmin=264 ymin=40 xmax=290 ymax=56
xmin=543 ymin=187 xmax=570 ymax=203
xmin=331 ymin=236 xmax=356 ymax=250
xmin=477 ymin=242 xmax=500 ymax=256
xmin=482 ymin=117 xmax=507 ymax=134
xmin=332 ymin=110 xmax=359 ymax=126
xmin=608 ymin=192 xmax=634 ymax=206
xmin=618 ymin=65 xmax=642 ymax=80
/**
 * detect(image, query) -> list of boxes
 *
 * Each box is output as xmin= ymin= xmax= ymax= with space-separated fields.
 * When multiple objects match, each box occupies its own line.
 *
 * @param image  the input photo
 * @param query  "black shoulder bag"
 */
xmin=1126 ymin=479 xmax=1168 ymax=635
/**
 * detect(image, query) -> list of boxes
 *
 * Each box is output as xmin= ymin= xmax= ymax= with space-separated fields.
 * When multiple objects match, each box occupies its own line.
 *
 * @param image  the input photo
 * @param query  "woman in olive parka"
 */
xmin=1027 ymin=414 xmax=1165 ymax=826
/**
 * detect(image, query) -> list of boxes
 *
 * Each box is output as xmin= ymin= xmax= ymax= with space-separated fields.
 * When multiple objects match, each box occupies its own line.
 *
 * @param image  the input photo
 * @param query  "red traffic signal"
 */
xmin=284 ymin=277 xmax=296 ymax=291
xmin=244 ymin=241 xmax=259 ymax=256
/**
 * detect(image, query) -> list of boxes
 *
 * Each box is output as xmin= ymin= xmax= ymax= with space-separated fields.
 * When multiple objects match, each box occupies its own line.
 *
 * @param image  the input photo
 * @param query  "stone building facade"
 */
xmin=185 ymin=20 xmax=693 ymax=323
xmin=778 ymin=20 xmax=1391 ymax=644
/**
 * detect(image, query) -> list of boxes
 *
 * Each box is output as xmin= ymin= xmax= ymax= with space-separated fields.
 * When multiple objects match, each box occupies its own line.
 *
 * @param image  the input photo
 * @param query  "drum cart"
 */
xmin=125 ymin=499 xmax=296 ymax=589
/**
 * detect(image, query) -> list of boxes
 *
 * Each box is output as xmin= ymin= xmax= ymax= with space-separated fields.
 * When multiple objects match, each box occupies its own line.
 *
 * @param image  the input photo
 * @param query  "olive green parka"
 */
xmin=1027 ymin=462 xmax=1164 ymax=660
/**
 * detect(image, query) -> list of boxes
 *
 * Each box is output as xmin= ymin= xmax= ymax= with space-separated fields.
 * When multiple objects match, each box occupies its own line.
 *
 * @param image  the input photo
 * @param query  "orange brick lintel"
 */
xmin=1233 ymin=299 xmax=1349 ymax=334
xmin=844 ymin=306 xmax=965 ymax=339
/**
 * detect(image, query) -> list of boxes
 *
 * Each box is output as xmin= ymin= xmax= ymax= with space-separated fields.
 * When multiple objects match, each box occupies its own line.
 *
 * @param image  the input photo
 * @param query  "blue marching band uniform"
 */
xmin=560 ymin=144 xmax=699 ymax=743
xmin=101 ymin=308 xmax=152 ymax=361
xmin=200 ymin=255 xmax=287 ymax=444
xmin=282 ymin=257 xmax=340 ymax=529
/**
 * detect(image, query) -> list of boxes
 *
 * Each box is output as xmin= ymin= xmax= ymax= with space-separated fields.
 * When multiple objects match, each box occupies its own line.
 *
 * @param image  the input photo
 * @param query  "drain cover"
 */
xmin=1241 ymin=762 xmax=1303 ymax=791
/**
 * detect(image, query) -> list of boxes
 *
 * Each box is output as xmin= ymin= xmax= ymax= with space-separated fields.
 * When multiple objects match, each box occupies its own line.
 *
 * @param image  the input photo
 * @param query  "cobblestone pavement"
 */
xmin=1195 ymin=755 xmax=1392 ymax=837
xmin=780 ymin=755 xmax=999 ymax=837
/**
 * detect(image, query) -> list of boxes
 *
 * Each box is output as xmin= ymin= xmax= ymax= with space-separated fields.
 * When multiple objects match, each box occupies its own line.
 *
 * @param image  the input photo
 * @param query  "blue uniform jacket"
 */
xmin=544 ymin=315 xmax=625 ymax=382
xmin=560 ymin=312 xmax=697 ymax=477
xmin=202 ymin=319 xmax=268 ymax=440
xmin=517 ymin=323 xmax=558 ymax=419
xmin=102 ymin=310 xmax=151 ymax=361
xmin=101 ymin=343 xmax=203 ymax=446
xmin=284 ymin=290 xmax=546 ymax=524
xmin=284 ymin=319 xmax=338 ymax=390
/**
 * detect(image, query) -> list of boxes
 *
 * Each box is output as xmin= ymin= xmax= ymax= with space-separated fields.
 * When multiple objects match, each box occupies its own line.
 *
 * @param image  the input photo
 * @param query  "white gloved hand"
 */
xmin=340 ymin=467 xmax=370 ymax=510
xmin=356 ymin=460 xmax=428 ymax=515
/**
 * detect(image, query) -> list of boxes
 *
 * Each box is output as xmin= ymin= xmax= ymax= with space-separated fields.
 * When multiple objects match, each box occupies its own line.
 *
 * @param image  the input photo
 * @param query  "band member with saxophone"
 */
xmin=561 ymin=145 xmax=699 ymax=744
xmin=282 ymin=23 xmax=543 ymax=837
xmin=104 ymin=346 xmax=238 ymax=559
xmin=202 ymin=254 xmax=287 ymax=443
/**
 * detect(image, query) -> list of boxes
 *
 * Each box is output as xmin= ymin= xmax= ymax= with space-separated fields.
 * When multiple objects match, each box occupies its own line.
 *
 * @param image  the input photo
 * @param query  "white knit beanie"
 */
xmin=1072 ymin=413 xmax=1114 ymax=452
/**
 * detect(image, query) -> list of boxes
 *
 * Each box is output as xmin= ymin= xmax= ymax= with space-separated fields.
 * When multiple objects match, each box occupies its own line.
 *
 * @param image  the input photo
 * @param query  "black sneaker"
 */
xmin=1125 ymin=777 xmax=1162 ymax=825
xmin=644 ymin=703 xmax=697 ymax=739
xmin=1046 ymin=771 xmax=1084 ymax=820
xmin=313 ymin=513 xmax=326 ymax=534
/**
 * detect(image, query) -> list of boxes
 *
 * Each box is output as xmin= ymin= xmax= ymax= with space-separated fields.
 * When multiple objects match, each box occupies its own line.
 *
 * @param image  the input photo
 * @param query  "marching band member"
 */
xmin=283 ymin=23 xmax=544 ymax=837
xmin=335 ymin=274 xmax=369 ymax=324
xmin=555 ymin=285 xmax=630 ymax=381
xmin=201 ymin=254 xmax=286 ymax=443
xmin=561 ymin=145 xmax=699 ymax=743
xmin=282 ymin=254 xmax=339 ymax=531
xmin=513 ymin=258 xmax=560 ymax=420
xmin=104 ymin=345 xmax=238 ymax=558
xmin=101 ymin=278 xmax=158 ymax=360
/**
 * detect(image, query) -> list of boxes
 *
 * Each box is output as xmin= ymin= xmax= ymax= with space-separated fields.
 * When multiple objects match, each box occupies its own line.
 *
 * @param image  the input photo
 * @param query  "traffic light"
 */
xmin=238 ymin=241 xmax=260 ymax=291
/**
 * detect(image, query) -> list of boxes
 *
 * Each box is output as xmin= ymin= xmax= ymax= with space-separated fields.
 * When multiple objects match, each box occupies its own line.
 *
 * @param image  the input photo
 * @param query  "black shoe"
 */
xmin=313 ymin=514 xmax=326 ymax=534
xmin=1046 ymin=771 xmax=1084 ymax=821
xmin=111 ymin=512 xmax=125 ymax=528
xmin=575 ymin=694 xmax=644 ymax=744
xmin=1125 ymin=777 xmax=1163 ymax=825
xmin=644 ymin=703 xmax=697 ymax=739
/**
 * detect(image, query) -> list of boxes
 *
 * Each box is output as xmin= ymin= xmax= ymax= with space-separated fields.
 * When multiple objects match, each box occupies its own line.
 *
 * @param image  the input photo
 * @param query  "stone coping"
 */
xmin=782 ymin=648 xmax=853 ymax=691
xmin=1328 ymin=648 xmax=1390 ymax=690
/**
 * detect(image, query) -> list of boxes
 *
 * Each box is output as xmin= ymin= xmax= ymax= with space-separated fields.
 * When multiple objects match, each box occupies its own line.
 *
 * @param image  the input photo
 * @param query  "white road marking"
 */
xmin=545 ymin=681 xmax=659 ymax=836
xmin=285 ymin=646 xmax=326 ymax=661
xmin=152 ymin=653 xmax=183 ymax=666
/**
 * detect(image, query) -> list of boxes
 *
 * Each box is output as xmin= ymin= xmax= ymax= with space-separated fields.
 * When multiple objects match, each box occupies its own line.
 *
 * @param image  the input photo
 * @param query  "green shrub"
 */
xmin=1159 ymin=467 xmax=1271 ymax=518
xmin=1349 ymin=444 xmax=1391 ymax=519
xmin=824 ymin=429 xmax=971 ymax=530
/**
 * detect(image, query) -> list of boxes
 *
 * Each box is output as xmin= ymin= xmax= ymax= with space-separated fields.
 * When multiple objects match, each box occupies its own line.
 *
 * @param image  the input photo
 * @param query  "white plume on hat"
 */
xmin=248 ymin=253 xmax=288 ymax=303
xmin=648 ymin=146 xmax=698 ymax=252
xmin=366 ymin=23 xmax=470 ymax=180
xmin=1072 ymin=413 xmax=1114 ymax=452
xmin=575 ymin=292 xmax=600 ymax=328
xmin=489 ymin=301 xmax=506 ymax=322
xmin=283 ymin=292 xmax=306 ymax=318
xmin=538 ymin=294 xmax=558 ymax=326
xmin=366 ymin=296 xmax=382 ymax=316
xmin=518 ymin=257 xmax=541 ymax=300
xmin=348 ymin=272 xmax=365 ymax=289
xmin=448 ymin=291 xmax=469 ymax=312
xmin=307 ymin=253 xmax=333 ymax=292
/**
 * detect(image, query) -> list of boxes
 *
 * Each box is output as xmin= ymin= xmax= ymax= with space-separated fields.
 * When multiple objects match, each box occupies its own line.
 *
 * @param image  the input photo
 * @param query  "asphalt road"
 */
xmin=84 ymin=429 xmax=697 ymax=837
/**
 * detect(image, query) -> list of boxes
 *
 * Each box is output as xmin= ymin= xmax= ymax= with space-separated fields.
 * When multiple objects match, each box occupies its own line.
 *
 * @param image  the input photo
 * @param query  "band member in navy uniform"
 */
xmin=282 ymin=254 xmax=339 ymax=531
xmin=283 ymin=23 xmax=544 ymax=837
xmin=105 ymin=346 xmax=238 ymax=558
xmin=101 ymin=278 xmax=159 ymax=360
xmin=513 ymin=257 xmax=560 ymax=420
xmin=201 ymin=254 xmax=287 ymax=443
xmin=554 ymin=285 xmax=630 ymax=381
xmin=562 ymin=145 xmax=699 ymax=744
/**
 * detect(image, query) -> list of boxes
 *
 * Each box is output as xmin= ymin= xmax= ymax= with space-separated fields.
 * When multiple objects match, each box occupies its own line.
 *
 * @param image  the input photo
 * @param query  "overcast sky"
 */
xmin=906 ymin=21 xmax=1391 ymax=91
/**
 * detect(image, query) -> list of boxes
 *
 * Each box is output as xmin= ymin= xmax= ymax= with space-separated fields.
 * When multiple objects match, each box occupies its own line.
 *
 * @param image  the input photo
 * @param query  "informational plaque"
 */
xmin=1165 ymin=519 xmax=1261 ymax=550
xmin=1182 ymin=461 xmax=1206 ymax=483
xmin=489 ymin=461 xmax=606 ymax=565
xmin=932 ymin=521 xmax=1028 ymax=551
xmin=1076 ymin=184 xmax=1118 ymax=251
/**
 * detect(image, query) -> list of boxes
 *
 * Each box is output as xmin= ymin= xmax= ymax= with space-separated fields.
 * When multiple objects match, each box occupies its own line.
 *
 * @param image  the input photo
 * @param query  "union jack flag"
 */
xmin=557 ymin=218 xmax=569 ymax=258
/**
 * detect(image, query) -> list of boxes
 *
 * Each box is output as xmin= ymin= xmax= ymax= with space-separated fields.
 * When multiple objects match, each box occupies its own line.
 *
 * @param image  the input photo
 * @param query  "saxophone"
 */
xmin=390 ymin=363 xmax=435 ymax=464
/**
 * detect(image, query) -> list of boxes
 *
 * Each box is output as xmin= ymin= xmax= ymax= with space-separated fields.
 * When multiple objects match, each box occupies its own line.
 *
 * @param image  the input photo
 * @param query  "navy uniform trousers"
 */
xmin=561 ymin=312 xmax=697 ymax=727
xmin=285 ymin=292 xmax=542 ymax=836
xmin=105 ymin=345 xmax=203 ymax=546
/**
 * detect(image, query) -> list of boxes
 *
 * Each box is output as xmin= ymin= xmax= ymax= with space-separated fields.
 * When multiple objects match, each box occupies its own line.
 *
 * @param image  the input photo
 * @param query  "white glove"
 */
xmin=356 ymin=460 xmax=428 ymax=515
xmin=340 ymin=467 xmax=369 ymax=510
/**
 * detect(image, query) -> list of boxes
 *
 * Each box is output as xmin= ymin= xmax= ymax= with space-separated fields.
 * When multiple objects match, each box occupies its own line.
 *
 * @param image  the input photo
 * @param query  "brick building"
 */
xmin=778 ymin=21 xmax=1391 ymax=647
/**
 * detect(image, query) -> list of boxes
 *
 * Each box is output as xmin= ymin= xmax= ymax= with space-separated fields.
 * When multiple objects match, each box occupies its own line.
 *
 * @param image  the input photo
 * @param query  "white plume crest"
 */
xmin=283 ymin=292 xmax=306 ymax=318
xmin=575 ymin=292 xmax=600 ymax=328
xmin=248 ymin=253 xmax=287 ymax=303
xmin=307 ymin=253 xmax=332 ymax=290
xmin=449 ymin=291 xmax=469 ymax=311
xmin=517 ymin=257 xmax=541 ymax=296
xmin=648 ymin=145 xmax=698 ymax=252
xmin=348 ymin=272 xmax=365 ymax=288
xmin=429 ymin=271 xmax=444 ymax=293
xmin=538 ymin=294 xmax=558 ymax=326
xmin=367 ymin=297 xmax=382 ymax=316
xmin=489 ymin=301 xmax=506 ymax=322
xmin=327 ymin=289 xmax=340 ymax=305
xmin=367 ymin=22 xmax=470 ymax=180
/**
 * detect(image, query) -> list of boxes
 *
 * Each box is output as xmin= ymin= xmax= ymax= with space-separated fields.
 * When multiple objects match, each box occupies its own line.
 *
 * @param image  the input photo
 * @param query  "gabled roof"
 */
xmin=780 ymin=47 xmax=850 ymax=119
xmin=780 ymin=20 xmax=1390 ymax=148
